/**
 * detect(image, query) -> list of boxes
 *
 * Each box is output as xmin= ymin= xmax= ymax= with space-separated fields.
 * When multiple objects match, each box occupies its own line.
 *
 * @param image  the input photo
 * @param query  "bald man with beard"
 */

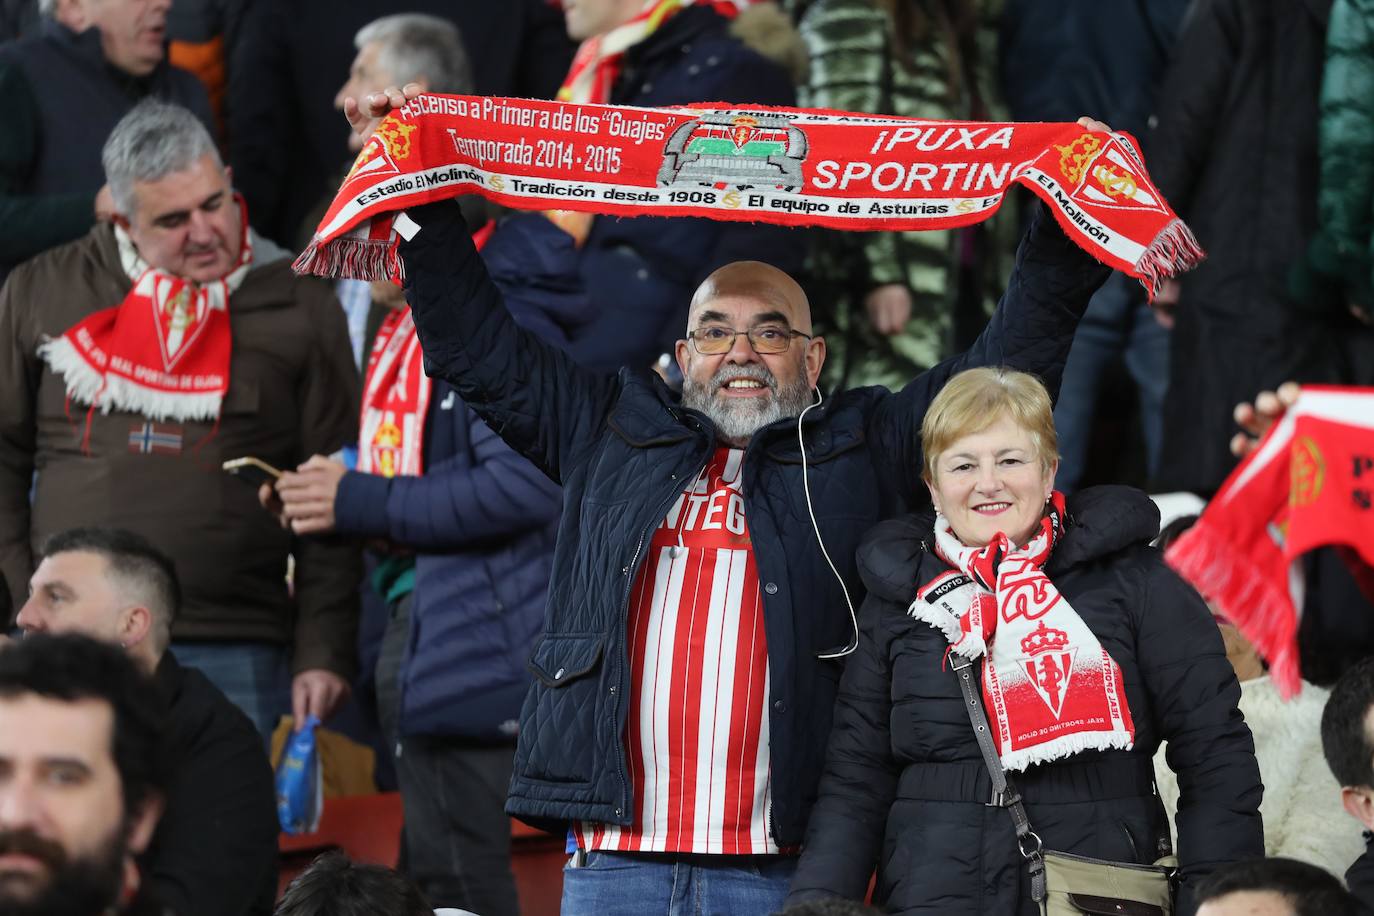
xmin=341 ymin=88 xmax=1114 ymax=916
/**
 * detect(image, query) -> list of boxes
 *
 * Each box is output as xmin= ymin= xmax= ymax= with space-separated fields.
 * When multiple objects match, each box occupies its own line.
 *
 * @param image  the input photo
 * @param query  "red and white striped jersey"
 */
xmin=575 ymin=447 xmax=779 ymax=855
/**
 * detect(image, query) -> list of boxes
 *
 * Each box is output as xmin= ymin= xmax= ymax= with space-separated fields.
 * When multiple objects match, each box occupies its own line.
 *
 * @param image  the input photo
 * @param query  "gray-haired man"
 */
xmin=328 ymin=12 xmax=476 ymax=366
xmin=0 ymin=99 xmax=361 ymax=739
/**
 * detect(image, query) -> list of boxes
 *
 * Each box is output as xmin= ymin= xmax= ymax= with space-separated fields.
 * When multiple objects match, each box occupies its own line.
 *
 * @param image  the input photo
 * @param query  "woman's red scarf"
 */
xmin=294 ymin=95 xmax=1201 ymax=297
xmin=912 ymin=493 xmax=1136 ymax=771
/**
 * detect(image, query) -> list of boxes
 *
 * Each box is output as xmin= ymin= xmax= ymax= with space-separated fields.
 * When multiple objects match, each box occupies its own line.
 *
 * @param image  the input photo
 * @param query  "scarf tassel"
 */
xmin=38 ymin=334 xmax=222 ymax=425
xmin=36 ymin=336 xmax=106 ymax=406
xmin=1136 ymin=219 xmax=1205 ymax=301
xmin=293 ymin=235 xmax=396 ymax=283
xmin=1165 ymin=519 xmax=1302 ymax=697
xmin=1000 ymin=729 xmax=1136 ymax=774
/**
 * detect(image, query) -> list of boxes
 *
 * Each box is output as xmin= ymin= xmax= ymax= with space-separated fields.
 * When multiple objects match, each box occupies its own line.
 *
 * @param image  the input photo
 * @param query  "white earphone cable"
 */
xmin=797 ymin=387 xmax=858 ymax=659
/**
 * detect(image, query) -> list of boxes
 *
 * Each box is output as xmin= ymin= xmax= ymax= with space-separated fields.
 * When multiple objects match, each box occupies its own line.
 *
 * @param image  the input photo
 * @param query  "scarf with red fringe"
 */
xmin=293 ymin=95 xmax=1202 ymax=295
xmin=1166 ymin=386 xmax=1374 ymax=697
xmin=911 ymin=493 xmax=1136 ymax=771
xmin=38 ymin=199 xmax=252 ymax=423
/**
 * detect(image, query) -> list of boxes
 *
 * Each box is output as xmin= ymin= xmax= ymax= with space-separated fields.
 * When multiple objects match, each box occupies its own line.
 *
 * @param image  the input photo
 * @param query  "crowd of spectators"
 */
xmin=0 ymin=0 xmax=1372 ymax=914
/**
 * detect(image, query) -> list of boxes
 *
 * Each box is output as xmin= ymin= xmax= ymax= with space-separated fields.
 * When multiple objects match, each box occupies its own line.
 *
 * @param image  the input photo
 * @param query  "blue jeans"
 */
xmin=1053 ymin=271 xmax=1170 ymax=493
xmin=561 ymin=851 xmax=796 ymax=916
xmin=170 ymin=641 xmax=291 ymax=739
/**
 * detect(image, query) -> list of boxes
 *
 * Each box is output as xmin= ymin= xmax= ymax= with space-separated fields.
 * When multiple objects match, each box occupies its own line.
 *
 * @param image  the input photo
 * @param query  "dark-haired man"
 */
xmin=1321 ymin=656 xmax=1374 ymax=910
xmin=275 ymin=851 xmax=440 ymax=916
xmin=0 ymin=632 xmax=168 ymax=915
xmin=17 ymin=528 xmax=277 ymax=916
xmin=1194 ymin=857 xmax=1360 ymax=916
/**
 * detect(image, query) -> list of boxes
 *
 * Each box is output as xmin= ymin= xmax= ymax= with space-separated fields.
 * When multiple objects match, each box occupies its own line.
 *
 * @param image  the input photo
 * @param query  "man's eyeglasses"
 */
xmin=687 ymin=325 xmax=813 ymax=355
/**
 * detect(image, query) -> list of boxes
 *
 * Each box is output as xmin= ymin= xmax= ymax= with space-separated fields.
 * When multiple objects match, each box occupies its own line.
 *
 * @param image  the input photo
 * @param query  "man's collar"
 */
xmin=621 ymin=4 xmax=720 ymax=66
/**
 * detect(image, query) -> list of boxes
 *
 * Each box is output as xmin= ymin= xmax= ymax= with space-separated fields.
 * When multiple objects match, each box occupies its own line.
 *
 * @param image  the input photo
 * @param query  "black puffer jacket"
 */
xmin=1149 ymin=0 xmax=1339 ymax=494
xmin=787 ymin=487 xmax=1263 ymax=915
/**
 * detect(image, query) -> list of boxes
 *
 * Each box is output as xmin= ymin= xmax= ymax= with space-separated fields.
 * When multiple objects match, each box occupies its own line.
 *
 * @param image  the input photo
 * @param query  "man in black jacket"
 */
xmin=16 ymin=527 xmax=277 ymax=916
xmin=0 ymin=0 xmax=213 ymax=273
xmin=347 ymin=86 xmax=1111 ymax=915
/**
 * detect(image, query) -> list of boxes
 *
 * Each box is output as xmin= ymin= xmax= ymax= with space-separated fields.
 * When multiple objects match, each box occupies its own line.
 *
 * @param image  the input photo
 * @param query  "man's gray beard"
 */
xmin=681 ymin=361 xmax=815 ymax=445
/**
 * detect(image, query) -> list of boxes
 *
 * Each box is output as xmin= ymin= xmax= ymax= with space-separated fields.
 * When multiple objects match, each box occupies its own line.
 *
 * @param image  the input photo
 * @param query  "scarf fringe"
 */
xmin=906 ymin=595 xmax=989 ymax=660
xmin=99 ymin=376 xmax=223 ymax=423
xmin=1136 ymin=219 xmax=1205 ymax=300
xmin=38 ymin=336 xmax=222 ymax=423
xmin=1000 ymin=730 xmax=1135 ymax=773
xmin=1165 ymin=520 xmax=1302 ymax=697
xmin=293 ymin=234 xmax=395 ymax=283
xmin=37 ymin=336 xmax=106 ymax=405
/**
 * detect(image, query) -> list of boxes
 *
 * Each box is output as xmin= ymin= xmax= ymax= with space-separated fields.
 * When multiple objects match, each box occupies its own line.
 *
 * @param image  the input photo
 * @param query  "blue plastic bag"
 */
xmin=275 ymin=714 xmax=323 ymax=834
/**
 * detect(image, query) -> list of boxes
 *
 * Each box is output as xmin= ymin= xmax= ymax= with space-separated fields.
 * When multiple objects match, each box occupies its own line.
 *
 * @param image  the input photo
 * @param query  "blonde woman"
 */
xmin=786 ymin=367 xmax=1263 ymax=914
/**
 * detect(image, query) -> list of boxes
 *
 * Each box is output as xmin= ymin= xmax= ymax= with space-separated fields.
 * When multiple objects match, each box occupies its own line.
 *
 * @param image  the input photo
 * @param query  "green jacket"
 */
xmin=1307 ymin=0 xmax=1374 ymax=307
xmin=792 ymin=0 xmax=1005 ymax=390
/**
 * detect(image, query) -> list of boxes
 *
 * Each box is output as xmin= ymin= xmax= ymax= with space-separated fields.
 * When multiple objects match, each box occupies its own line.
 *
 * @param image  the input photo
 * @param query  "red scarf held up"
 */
xmin=358 ymin=221 xmax=494 ymax=478
xmin=1166 ymin=386 xmax=1374 ymax=697
xmin=912 ymin=493 xmax=1136 ymax=771
xmin=38 ymin=198 xmax=253 ymax=424
xmin=294 ymin=95 xmax=1202 ymax=297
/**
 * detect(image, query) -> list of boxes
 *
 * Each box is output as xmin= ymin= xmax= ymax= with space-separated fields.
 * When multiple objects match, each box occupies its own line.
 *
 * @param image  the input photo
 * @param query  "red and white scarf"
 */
xmin=38 ymin=200 xmax=253 ymax=423
xmin=911 ymin=494 xmax=1136 ymax=771
xmin=296 ymin=95 xmax=1200 ymax=295
xmin=358 ymin=307 xmax=428 ymax=478
xmin=558 ymin=0 xmax=686 ymax=105
xmin=357 ymin=221 xmax=493 ymax=478
xmin=1166 ymin=386 xmax=1374 ymax=697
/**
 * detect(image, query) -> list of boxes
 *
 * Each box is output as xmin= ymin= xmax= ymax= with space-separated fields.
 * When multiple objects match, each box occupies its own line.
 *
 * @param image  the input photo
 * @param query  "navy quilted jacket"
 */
xmin=398 ymin=199 xmax=1109 ymax=845
xmin=786 ymin=487 xmax=1263 ymax=914
xmin=334 ymin=384 xmax=561 ymax=739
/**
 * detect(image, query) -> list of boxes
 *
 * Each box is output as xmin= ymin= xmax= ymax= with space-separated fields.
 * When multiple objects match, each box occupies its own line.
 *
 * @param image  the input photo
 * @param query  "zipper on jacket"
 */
xmin=612 ymin=441 xmax=711 ymax=822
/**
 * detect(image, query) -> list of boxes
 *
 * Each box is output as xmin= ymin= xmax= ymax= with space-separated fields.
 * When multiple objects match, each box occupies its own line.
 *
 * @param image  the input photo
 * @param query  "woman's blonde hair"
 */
xmin=920 ymin=367 xmax=1058 ymax=482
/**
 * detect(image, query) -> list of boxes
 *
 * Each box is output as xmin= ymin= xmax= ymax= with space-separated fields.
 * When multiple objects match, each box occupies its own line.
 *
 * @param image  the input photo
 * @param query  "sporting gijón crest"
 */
xmin=1019 ymin=621 xmax=1075 ymax=719
xmin=141 ymin=273 xmax=217 ymax=371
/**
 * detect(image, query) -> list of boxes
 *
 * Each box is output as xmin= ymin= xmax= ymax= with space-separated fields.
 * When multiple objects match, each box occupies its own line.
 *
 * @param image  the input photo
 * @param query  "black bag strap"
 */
xmin=951 ymin=653 xmax=1048 ymax=902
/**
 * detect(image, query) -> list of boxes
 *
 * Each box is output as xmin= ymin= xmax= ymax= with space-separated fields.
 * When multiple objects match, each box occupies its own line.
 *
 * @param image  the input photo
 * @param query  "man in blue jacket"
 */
xmin=265 ymin=16 xmax=592 ymax=916
xmin=348 ymin=86 xmax=1112 ymax=915
xmin=273 ymin=240 xmax=587 ymax=916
